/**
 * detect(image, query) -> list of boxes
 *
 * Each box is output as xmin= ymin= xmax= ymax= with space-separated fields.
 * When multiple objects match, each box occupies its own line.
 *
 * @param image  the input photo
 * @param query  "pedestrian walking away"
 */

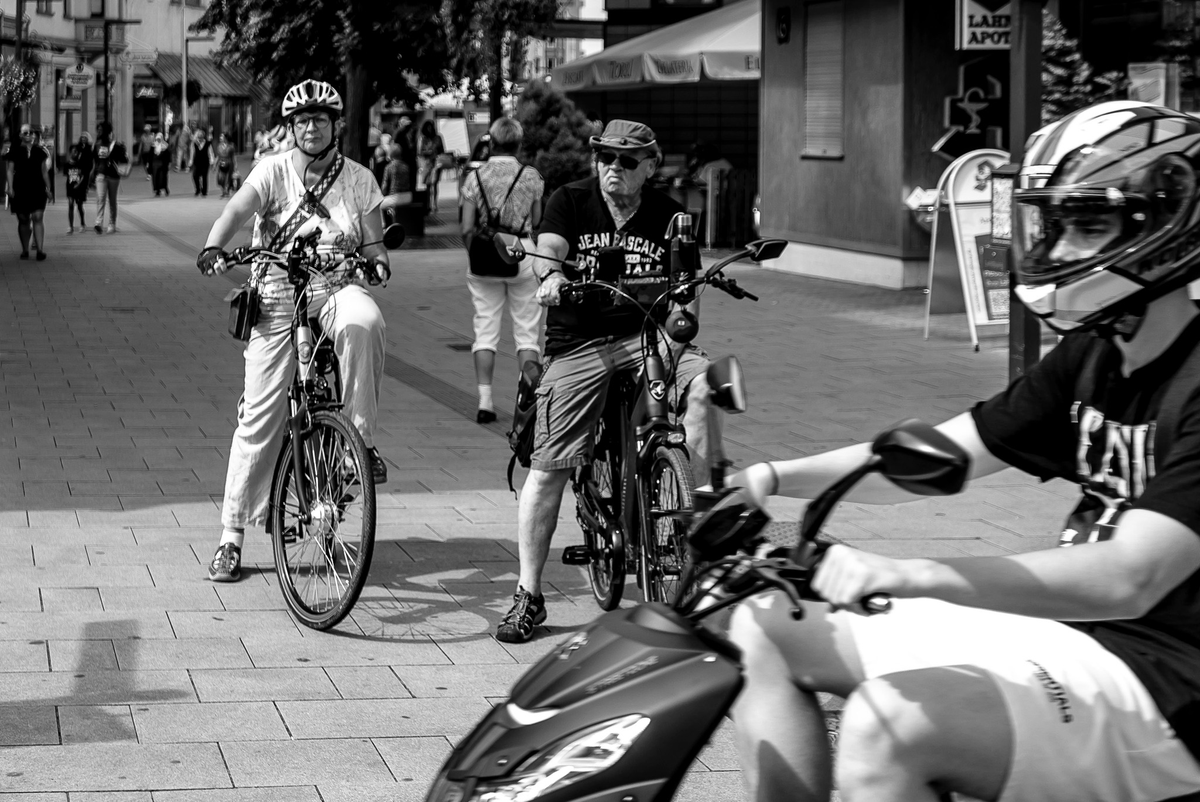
xmin=215 ymin=132 xmax=235 ymax=198
xmin=458 ymin=116 xmax=545 ymax=425
xmin=90 ymin=122 xmax=129 ymax=234
xmin=378 ymin=144 xmax=412 ymax=226
xmin=191 ymin=129 xmax=214 ymax=197
xmin=496 ymin=119 xmax=716 ymax=643
xmin=5 ymin=124 xmax=52 ymax=260
xmin=137 ymin=123 xmax=154 ymax=181
xmin=151 ymin=132 xmax=171 ymax=196
xmin=63 ymin=138 xmax=91 ymax=234
xmin=416 ymin=119 xmax=445 ymax=209
xmin=723 ymin=101 xmax=1200 ymax=802
xmin=195 ymin=79 xmax=391 ymax=584
xmin=175 ymin=122 xmax=192 ymax=172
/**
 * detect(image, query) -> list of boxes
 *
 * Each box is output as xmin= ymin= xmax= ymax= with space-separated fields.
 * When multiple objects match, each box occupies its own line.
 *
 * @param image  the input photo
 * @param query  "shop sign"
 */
xmin=467 ymin=111 xmax=490 ymax=124
xmin=955 ymin=0 xmax=1012 ymax=50
xmin=135 ymin=84 xmax=158 ymax=99
xmin=1128 ymin=62 xmax=1181 ymax=108
xmin=121 ymin=50 xmax=158 ymax=66
xmin=63 ymin=63 xmax=95 ymax=91
xmin=59 ymin=97 xmax=82 ymax=110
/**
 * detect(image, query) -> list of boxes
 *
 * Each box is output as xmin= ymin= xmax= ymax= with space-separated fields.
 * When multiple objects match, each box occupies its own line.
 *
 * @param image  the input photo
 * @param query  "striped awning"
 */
xmin=149 ymin=53 xmax=257 ymax=98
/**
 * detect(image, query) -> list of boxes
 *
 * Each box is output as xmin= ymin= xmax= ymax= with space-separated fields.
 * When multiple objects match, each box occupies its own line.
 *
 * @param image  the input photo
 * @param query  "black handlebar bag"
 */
xmin=468 ymin=166 xmax=527 ymax=278
xmin=225 ymin=153 xmax=345 ymax=341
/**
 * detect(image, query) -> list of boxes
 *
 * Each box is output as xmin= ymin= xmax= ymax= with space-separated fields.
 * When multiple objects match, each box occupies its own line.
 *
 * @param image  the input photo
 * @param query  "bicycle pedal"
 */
xmin=562 ymin=545 xmax=593 ymax=565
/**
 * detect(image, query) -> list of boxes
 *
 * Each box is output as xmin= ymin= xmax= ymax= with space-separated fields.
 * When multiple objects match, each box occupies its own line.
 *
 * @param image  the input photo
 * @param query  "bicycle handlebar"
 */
xmin=222 ymin=246 xmax=389 ymax=287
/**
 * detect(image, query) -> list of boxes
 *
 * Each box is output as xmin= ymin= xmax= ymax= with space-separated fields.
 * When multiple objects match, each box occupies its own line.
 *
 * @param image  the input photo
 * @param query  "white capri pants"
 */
xmin=221 ymin=283 xmax=386 ymax=528
xmin=466 ymin=238 xmax=543 ymax=355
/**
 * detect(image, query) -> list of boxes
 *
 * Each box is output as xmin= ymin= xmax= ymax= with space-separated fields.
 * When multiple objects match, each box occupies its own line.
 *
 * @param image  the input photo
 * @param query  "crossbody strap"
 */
xmin=268 ymin=151 xmax=346 ymax=252
xmin=477 ymin=165 xmax=527 ymax=229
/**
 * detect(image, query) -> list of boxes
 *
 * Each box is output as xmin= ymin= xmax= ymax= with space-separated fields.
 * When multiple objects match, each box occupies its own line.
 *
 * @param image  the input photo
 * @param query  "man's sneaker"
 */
xmin=94 ymin=224 xmax=102 ymax=234
xmin=105 ymin=225 xmax=116 ymax=235
xmin=369 ymin=447 xmax=387 ymax=484
xmin=496 ymin=587 xmax=546 ymax=643
xmin=208 ymin=543 xmax=242 ymax=582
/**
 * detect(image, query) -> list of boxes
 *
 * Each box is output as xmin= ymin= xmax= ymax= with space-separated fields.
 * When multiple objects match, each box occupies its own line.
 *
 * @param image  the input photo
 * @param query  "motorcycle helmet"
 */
xmin=1013 ymin=101 xmax=1200 ymax=334
xmin=280 ymin=80 xmax=343 ymax=121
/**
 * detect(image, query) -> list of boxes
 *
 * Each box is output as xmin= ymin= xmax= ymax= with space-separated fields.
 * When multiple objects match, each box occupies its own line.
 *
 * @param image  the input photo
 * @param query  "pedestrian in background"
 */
xmin=191 ymin=128 xmax=214 ymax=197
xmin=91 ymin=121 xmax=129 ymax=235
xmin=63 ymin=138 xmax=90 ymax=233
xmin=137 ymin=124 xmax=154 ymax=181
xmin=371 ymin=132 xmax=392 ymax=188
xmin=151 ymin=132 xmax=171 ymax=197
xmin=175 ymin=122 xmax=192 ymax=172
xmin=458 ymin=117 xmax=544 ymax=424
xmin=378 ymin=143 xmax=412 ymax=225
xmin=6 ymin=124 xmax=52 ymax=260
xmin=39 ymin=129 xmax=55 ymax=204
xmin=215 ymin=132 xmax=235 ymax=198
xmin=417 ymin=119 xmax=445 ymax=209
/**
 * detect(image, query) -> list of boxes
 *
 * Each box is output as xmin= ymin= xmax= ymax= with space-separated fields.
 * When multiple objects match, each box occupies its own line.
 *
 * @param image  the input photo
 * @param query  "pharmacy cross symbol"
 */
xmin=933 ymin=59 xmax=1007 ymax=160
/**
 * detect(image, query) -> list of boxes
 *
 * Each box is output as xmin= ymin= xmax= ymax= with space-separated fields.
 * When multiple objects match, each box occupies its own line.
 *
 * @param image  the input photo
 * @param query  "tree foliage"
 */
xmin=443 ymin=0 xmax=560 ymax=119
xmin=195 ymin=0 xmax=453 ymax=162
xmin=1042 ymin=10 xmax=1127 ymax=125
xmin=514 ymin=80 xmax=595 ymax=193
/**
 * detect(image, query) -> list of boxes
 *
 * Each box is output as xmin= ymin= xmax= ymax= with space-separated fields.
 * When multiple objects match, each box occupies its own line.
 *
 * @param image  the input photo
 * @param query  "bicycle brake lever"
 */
xmin=757 ymin=565 xmax=806 ymax=620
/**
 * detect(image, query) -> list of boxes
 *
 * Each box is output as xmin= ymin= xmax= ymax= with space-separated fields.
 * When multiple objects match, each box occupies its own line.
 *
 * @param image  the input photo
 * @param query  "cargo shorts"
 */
xmin=529 ymin=334 xmax=708 ymax=472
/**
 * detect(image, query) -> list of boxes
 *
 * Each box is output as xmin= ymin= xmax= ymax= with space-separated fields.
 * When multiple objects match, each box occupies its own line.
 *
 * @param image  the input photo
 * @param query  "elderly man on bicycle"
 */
xmin=196 ymin=79 xmax=391 ymax=583
xmin=497 ymin=119 xmax=715 ymax=642
xmin=727 ymin=101 xmax=1200 ymax=802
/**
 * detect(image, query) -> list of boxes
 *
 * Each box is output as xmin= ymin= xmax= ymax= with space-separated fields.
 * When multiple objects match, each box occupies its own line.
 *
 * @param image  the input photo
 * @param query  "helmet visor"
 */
xmin=1013 ymin=186 xmax=1144 ymax=286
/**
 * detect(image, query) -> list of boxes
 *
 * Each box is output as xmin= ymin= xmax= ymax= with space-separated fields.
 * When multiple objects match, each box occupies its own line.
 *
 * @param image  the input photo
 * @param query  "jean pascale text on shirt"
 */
xmin=575 ymin=231 xmax=667 ymax=275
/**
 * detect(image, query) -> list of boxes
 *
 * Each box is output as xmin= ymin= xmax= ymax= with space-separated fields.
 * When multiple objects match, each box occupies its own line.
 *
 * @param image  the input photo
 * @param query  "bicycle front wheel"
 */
xmin=269 ymin=409 xmax=376 ymax=630
xmin=573 ymin=419 xmax=626 ymax=611
xmin=639 ymin=445 xmax=695 ymax=604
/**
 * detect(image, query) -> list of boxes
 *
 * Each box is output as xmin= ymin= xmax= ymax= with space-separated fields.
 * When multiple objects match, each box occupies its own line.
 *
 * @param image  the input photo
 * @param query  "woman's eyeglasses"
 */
xmin=293 ymin=115 xmax=331 ymax=131
xmin=595 ymin=150 xmax=649 ymax=170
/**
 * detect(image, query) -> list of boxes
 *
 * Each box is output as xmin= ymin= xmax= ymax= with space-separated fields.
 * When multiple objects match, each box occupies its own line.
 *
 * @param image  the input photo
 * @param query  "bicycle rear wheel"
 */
xmin=573 ymin=418 xmax=626 ymax=610
xmin=269 ymin=409 xmax=376 ymax=630
xmin=640 ymin=445 xmax=695 ymax=604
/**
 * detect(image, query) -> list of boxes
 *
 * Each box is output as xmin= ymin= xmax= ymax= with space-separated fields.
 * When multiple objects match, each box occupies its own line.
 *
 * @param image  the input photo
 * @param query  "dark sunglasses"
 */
xmin=595 ymin=150 xmax=650 ymax=170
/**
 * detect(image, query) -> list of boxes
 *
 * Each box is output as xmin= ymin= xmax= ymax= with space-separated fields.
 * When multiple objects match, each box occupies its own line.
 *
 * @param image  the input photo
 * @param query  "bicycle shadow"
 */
xmin=322 ymin=535 xmax=634 ymax=649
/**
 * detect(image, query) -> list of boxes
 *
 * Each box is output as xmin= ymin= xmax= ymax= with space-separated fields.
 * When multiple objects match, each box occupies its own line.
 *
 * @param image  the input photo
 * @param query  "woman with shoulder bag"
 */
xmin=459 ymin=117 xmax=545 ymax=424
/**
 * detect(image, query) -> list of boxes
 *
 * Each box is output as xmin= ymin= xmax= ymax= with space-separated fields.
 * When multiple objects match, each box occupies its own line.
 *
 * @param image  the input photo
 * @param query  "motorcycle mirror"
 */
xmin=382 ymin=224 xmax=405 ymax=250
xmin=686 ymin=487 xmax=769 ymax=561
xmin=871 ymin=419 xmax=971 ymax=496
xmin=706 ymin=355 xmax=747 ymax=414
xmin=747 ymin=239 xmax=787 ymax=262
xmin=493 ymin=232 xmax=526 ymax=265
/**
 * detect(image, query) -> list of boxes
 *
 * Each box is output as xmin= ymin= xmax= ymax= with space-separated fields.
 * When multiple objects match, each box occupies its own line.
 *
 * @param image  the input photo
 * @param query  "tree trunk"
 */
xmin=489 ymin=32 xmax=505 ymax=123
xmin=343 ymin=58 xmax=372 ymax=166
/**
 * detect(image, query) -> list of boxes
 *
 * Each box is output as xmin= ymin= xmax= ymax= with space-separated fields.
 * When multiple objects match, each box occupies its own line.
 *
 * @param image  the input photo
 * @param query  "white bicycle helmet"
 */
xmin=281 ymin=80 xmax=343 ymax=121
xmin=1013 ymin=101 xmax=1200 ymax=334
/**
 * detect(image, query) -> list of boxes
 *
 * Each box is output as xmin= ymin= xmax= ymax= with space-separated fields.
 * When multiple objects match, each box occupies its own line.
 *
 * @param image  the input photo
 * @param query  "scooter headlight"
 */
xmin=470 ymin=714 xmax=650 ymax=801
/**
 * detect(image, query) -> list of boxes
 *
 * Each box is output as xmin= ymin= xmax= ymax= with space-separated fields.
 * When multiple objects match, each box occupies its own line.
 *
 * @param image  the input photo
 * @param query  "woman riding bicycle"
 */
xmin=197 ymin=79 xmax=391 ymax=583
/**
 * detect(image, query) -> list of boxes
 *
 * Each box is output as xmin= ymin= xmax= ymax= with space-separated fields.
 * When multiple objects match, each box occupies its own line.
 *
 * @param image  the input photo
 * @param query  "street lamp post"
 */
xmin=100 ymin=0 xmax=141 ymax=125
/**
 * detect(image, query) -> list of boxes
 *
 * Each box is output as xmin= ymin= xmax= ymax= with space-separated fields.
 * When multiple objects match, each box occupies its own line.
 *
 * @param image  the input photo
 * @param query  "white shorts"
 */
xmin=843 ymin=598 xmax=1200 ymax=802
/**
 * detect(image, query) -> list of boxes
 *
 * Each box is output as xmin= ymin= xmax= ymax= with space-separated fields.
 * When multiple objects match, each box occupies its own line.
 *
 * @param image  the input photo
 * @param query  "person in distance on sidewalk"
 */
xmin=63 ymin=138 xmax=91 ymax=234
xmin=90 ymin=122 xmax=128 ymax=235
xmin=5 ymin=124 xmax=51 ymax=260
xmin=196 ymin=79 xmax=391 ymax=583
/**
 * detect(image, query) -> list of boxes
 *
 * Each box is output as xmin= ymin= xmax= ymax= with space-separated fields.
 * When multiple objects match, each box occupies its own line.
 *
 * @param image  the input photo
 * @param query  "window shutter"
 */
xmin=803 ymin=1 xmax=844 ymax=158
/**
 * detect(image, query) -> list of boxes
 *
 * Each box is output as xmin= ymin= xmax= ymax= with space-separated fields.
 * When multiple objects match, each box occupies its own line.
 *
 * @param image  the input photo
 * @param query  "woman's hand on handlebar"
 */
xmin=812 ymin=544 xmax=904 ymax=615
xmin=536 ymin=272 xmax=570 ymax=307
xmin=352 ymin=257 xmax=390 ymax=287
xmin=197 ymin=246 xmax=231 ymax=276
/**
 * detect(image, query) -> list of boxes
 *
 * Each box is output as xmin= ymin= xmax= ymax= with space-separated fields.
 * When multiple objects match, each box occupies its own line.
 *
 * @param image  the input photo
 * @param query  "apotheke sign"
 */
xmin=63 ymin=63 xmax=96 ymax=91
xmin=956 ymin=0 xmax=1012 ymax=50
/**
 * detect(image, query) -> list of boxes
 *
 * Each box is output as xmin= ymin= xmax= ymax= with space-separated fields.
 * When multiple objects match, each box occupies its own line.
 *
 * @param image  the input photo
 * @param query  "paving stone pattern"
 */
xmin=0 ymin=173 xmax=1072 ymax=798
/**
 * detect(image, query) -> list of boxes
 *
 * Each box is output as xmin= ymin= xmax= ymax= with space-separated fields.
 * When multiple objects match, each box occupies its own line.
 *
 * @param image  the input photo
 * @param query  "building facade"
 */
xmin=1 ymin=0 xmax=259 ymax=159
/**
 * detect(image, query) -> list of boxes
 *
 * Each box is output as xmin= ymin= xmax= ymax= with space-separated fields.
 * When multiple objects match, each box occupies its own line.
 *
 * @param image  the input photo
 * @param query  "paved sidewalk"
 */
xmin=0 ymin=172 xmax=1073 ymax=800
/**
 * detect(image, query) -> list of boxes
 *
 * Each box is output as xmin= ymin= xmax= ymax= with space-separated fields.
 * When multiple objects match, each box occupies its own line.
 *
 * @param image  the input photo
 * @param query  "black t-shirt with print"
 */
xmin=971 ymin=317 xmax=1200 ymax=758
xmin=538 ymin=177 xmax=686 ymax=356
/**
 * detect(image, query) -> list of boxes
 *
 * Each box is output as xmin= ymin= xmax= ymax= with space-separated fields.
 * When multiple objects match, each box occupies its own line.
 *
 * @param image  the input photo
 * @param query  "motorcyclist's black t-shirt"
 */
xmin=971 ymin=317 xmax=1200 ymax=758
xmin=537 ymin=177 xmax=685 ymax=357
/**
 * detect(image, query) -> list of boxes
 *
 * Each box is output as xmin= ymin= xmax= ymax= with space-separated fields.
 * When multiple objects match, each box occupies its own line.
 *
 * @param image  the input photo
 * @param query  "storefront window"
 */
xmin=36 ymin=0 xmax=53 ymax=15
xmin=90 ymin=0 xmax=104 ymax=16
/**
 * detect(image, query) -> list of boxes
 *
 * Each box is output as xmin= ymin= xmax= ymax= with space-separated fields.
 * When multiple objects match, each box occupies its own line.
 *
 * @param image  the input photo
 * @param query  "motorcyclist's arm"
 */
xmin=203 ymin=183 xmax=262 ymax=250
xmin=731 ymin=411 xmax=1009 ymax=507
xmin=820 ymin=509 xmax=1200 ymax=621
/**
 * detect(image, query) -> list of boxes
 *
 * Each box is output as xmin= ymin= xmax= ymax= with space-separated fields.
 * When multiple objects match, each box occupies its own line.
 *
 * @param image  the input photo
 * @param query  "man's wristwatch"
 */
xmin=538 ymin=267 xmax=564 ymax=283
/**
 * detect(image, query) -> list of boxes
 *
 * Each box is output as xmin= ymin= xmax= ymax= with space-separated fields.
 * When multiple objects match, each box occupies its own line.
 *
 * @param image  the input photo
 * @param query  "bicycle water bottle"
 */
xmin=669 ymin=213 xmax=698 ymax=302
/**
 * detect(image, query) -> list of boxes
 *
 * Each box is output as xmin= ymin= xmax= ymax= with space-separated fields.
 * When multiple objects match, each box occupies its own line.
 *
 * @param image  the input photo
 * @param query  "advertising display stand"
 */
xmin=923 ymin=148 xmax=1010 ymax=349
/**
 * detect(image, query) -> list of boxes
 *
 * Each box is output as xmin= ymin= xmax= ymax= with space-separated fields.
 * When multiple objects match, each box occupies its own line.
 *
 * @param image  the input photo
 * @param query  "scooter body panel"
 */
xmin=430 ymin=603 xmax=742 ymax=802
